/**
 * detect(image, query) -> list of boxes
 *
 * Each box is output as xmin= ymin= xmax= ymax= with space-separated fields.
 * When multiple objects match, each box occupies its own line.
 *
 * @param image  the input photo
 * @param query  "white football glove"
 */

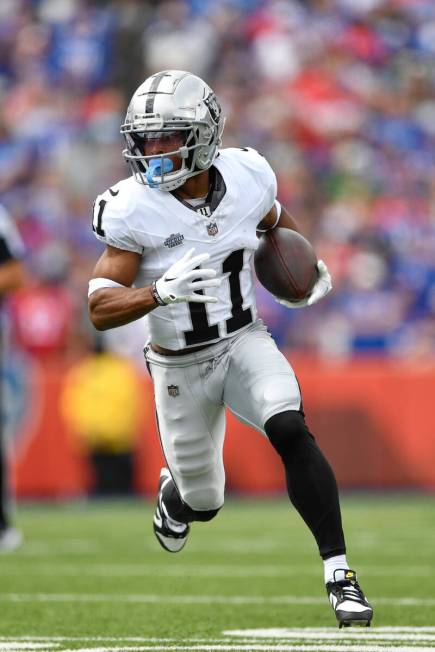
xmin=153 ymin=247 xmax=221 ymax=305
xmin=274 ymin=260 xmax=332 ymax=309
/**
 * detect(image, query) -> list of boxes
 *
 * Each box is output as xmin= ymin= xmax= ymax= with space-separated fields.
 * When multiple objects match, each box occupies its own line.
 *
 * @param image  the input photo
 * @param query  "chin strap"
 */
xmin=146 ymin=158 xmax=174 ymax=188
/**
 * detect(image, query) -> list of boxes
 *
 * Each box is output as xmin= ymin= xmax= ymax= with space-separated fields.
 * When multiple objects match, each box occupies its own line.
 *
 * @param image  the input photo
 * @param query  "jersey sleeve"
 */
xmin=92 ymin=190 xmax=143 ymax=254
xmin=235 ymin=147 xmax=277 ymax=214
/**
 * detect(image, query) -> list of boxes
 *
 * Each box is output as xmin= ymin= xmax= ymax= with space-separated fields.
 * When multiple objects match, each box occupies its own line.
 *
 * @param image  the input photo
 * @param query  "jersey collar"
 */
xmin=170 ymin=166 xmax=227 ymax=216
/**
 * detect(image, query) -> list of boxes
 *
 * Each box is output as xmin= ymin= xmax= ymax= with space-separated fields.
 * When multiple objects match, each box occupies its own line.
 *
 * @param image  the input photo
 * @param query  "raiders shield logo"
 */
xmin=206 ymin=221 xmax=219 ymax=236
xmin=204 ymin=92 xmax=221 ymax=124
xmin=167 ymin=384 xmax=179 ymax=397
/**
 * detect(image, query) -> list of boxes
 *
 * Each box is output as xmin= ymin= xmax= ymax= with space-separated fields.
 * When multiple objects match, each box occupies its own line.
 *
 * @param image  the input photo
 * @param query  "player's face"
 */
xmin=134 ymin=131 xmax=185 ymax=171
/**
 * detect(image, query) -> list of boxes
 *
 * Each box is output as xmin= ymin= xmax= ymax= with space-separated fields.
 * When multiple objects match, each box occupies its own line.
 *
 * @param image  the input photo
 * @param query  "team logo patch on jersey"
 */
xmin=167 ymin=384 xmax=179 ymax=397
xmin=164 ymin=233 xmax=184 ymax=248
xmin=206 ymin=221 xmax=219 ymax=236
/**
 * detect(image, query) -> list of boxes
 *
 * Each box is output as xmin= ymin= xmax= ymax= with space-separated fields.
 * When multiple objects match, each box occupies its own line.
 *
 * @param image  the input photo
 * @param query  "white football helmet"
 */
xmin=121 ymin=70 xmax=225 ymax=191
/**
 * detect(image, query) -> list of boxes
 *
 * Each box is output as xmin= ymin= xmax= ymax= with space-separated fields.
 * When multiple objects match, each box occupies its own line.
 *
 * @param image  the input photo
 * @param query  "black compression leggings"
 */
xmin=265 ymin=410 xmax=346 ymax=560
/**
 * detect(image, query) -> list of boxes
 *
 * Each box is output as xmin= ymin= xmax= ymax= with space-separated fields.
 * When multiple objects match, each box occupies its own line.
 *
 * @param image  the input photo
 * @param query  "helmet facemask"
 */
xmin=124 ymin=129 xmax=186 ymax=189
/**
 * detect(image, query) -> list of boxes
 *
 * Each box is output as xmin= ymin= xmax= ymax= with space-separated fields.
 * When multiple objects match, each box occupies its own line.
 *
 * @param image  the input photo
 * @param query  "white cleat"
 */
xmin=326 ymin=569 xmax=373 ymax=628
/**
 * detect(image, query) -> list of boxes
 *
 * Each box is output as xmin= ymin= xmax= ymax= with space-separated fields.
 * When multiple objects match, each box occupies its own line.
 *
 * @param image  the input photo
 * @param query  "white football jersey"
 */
xmin=92 ymin=147 xmax=277 ymax=350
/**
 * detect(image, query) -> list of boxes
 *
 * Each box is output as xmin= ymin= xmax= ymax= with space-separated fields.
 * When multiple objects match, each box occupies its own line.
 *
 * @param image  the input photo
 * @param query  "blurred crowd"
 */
xmin=1 ymin=0 xmax=435 ymax=359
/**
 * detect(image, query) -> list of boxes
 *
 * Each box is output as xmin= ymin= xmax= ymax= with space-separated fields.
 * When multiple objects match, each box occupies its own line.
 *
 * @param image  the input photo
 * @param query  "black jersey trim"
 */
xmin=145 ymin=72 xmax=168 ymax=114
xmin=171 ymin=166 xmax=227 ymax=215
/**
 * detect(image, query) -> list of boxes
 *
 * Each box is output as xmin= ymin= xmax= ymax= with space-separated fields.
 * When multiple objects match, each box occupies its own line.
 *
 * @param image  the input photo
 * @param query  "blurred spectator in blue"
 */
xmin=0 ymin=0 xmax=434 ymax=360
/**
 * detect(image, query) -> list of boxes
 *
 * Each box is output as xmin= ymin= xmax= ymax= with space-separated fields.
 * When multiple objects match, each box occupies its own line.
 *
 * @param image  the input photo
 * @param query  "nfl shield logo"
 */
xmin=167 ymin=384 xmax=179 ymax=397
xmin=206 ymin=221 xmax=219 ymax=236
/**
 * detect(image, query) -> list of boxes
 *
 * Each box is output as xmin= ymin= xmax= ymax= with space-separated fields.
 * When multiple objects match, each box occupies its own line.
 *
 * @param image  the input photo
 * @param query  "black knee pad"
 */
xmin=265 ymin=410 xmax=314 ymax=457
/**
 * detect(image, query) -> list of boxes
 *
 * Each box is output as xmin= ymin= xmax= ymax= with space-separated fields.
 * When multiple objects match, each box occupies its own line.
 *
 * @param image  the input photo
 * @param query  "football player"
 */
xmin=88 ymin=70 xmax=373 ymax=628
xmin=0 ymin=204 xmax=26 ymax=552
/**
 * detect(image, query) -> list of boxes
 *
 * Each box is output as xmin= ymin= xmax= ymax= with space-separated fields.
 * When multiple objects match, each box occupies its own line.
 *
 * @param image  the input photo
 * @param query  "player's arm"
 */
xmin=256 ymin=201 xmax=300 ymax=234
xmin=256 ymin=202 xmax=332 ymax=308
xmin=88 ymin=245 xmax=221 ymax=331
xmin=88 ymin=245 xmax=155 ymax=331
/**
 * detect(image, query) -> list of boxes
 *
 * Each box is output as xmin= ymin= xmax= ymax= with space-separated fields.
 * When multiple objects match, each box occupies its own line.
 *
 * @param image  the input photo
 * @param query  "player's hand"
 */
xmin=274 ymin=260 xmax=332 ymax=309
xmin=154 ymin=247 xmax=221 ymax=304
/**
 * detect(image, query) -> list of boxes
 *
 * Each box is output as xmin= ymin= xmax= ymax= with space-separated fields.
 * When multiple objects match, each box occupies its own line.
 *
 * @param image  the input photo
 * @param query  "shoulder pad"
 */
xmin=221 ymin=147 xmax=277 ymax=213
xmin=92 ymin=178 xmax=143 ymax=254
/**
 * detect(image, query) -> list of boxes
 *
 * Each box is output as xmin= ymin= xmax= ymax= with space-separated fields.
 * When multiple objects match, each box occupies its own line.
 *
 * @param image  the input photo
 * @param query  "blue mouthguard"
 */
xmin=146 ymin=158 xmax=174 ymax=187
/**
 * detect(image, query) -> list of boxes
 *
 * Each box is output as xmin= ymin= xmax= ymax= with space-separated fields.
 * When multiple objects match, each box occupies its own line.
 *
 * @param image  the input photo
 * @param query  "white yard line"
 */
xmin=1 ymin=641 xmax=360 ymax=647
xmin=4 ymin=631 xmax=435 ymax=652
xmin=30 ymin=648 xmax=424 ymax=652
xmin=0 ymin=641 xmax=180 ymax=644
xmin=0 ymin=646 xmax=59 ymax=650
xmin=1 ymin=592 xmax=435 ymax=606
xmin=225 ymin=629 xmax=435 ymax=641
xmin=359 ymin=628 xmax=435 ymax=632
xmin=4 ymin=628 xmax=435 ymax=640
xmin=0 ymin=641 xmax=263 ymax=646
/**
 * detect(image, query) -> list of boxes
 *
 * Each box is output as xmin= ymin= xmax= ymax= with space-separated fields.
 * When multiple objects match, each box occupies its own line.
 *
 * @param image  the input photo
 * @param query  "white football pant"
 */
xmin=145 ymin=320 xmax=301 ymax=512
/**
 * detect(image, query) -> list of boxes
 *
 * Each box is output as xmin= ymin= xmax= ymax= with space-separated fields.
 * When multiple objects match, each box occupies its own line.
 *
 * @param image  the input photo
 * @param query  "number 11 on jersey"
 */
xmin=184 ymin=248 xmax=252 ymax=346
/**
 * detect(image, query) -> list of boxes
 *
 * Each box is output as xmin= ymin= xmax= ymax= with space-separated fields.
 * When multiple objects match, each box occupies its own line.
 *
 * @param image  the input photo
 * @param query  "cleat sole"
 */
xmin=153 ymin=523 xmax=189 ymax=554
xmin=339 ymin=619 xmax=372 ymax=629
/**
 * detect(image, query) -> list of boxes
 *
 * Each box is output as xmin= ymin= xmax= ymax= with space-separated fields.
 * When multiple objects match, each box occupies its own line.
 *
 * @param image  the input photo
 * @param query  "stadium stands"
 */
xmin=0 ymin=0 xmax=434 ymax=358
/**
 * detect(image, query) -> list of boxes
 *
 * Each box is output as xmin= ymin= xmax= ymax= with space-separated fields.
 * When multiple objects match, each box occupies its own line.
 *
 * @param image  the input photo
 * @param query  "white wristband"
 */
xmin=257 ymin=199 xmax=282 ymax=233
xmin=88 ymin=277 xmax=127 ymax=297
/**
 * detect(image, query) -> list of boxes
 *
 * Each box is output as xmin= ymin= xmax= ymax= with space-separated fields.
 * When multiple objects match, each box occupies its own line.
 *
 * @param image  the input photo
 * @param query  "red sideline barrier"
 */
xmin=10 ymin=355 xmax=435 ymax=497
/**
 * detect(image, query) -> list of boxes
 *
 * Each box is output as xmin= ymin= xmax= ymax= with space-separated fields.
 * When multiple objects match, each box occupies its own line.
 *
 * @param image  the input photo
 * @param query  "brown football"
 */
xmin=254 ymin=228 xmax=318 ymax=301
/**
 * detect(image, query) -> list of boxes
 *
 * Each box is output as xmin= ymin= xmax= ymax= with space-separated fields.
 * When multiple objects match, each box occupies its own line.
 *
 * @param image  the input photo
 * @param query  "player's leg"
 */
xmin=0 ymin=437 xmax=9 ymax=530
xmin=0 ymin=336 xmax=21 ymax=552
xmin=264 ymin=409 xmax=372 ymax=627
xmin=224 ymin=326 xmax=345 ymax=557
xmin=146 ymin=347 xmax=226 ymax=552
xmin=264 ymin=409 xmax=346 ymax=560
xmin=0 ymin=433 xmax=22 ymax=552
xmin=223 ymin=324 xmax=372 ymax=626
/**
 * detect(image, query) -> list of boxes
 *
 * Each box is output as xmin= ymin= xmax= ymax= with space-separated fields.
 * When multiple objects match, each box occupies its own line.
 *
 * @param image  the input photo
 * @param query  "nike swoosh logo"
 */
xmin=109 ymin=188 xmax=119 ymax=196
xmin=165 ymin=277 xmax=176 ymax=281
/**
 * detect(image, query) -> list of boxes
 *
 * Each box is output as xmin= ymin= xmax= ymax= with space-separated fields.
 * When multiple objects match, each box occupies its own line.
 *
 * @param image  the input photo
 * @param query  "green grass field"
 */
xmin=0 ymin=494 xmax=434 ymax=651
